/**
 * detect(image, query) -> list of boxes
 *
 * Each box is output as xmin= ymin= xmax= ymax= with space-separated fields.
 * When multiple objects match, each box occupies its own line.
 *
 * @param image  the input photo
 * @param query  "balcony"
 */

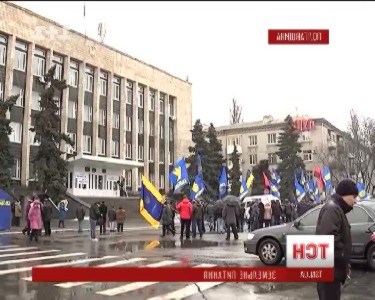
xmin=328 ymin=140 xmax=337 ymax=150
xmin=227 ymin=144 xmax=242 ymax=155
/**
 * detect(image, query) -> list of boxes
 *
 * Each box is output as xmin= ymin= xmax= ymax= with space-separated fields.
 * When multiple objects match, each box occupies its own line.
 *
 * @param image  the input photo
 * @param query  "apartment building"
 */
xmin=216 ymin=115 xmax=345 ymax=180
xmin=0 ymin=2 xmax=192 ymax=197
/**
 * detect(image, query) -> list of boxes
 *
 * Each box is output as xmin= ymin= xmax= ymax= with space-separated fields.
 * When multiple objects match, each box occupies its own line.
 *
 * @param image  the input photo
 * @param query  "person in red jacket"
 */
xmin=176 ymin=194 xmax=193 ymax=239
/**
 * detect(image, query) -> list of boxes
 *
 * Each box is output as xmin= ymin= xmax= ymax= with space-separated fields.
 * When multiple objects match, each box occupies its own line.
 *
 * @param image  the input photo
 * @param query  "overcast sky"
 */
xmin=12 ymin=1 xmax=375 ymax=131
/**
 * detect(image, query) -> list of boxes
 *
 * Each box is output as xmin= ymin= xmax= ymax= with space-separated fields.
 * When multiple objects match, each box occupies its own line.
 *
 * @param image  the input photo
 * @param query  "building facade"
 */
xmin=0 ymin=2 xmax=192 ymax=197
xmin=216 ymin=115 xmax=345 ymax=181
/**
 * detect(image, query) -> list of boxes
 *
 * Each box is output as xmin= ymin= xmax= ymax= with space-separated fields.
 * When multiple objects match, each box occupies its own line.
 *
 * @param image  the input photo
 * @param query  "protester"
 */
xmin=176 ymin=194 xmax=192 ymax=239
xmin=108 ymin=205 xmax=116 ymax=232
xmin=89 ymin=202 xmax=101 ymax=241
xmin=161 ymin=202 xmax=175 ymax=237
xmin=76 ymin=204 xmax=86 ymax=233
xmin=116 ymin=206 xmax=126 ymax=232
xmin=191 ymin=200 xmax=204 ymax=238
xmin=42 ymin=200 xmax=53 ymax=236
xmin=238 ymin=203 xmax=245 ymax=232
xmin=222 ymin=200 xmax=239 ymax=241
xmin=284 ymin=200 xmax=293 ymax=223
xmin=13 ymin=199 xmax=22 ymax=227
xmin=205 ymin=201 xmax=215 ymax=232
xmin=22 ymin=197 xmax=33 ymax=236
xmin=58 ymin=200 xmax=66 ymax=228
xmin=28 ymin=197 xmax=42 ymax=242
xmin=316 ymin=179 xmax=358 ymax=300
xmin=263 ymin=202 xmax=272 ymax=228
xmin=99 ymin=201 xmax=108 ymax=234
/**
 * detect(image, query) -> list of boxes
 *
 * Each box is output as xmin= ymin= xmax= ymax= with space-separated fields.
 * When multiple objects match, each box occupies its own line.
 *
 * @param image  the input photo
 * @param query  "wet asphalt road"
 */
xmin=0 ymin=227 xmax=375 ymax=300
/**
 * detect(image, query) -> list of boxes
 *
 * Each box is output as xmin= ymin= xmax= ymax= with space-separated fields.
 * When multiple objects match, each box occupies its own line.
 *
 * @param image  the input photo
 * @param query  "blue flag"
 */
xmin=139 ymin=176 xmax=165 ymax=229
xmin=322 ymin=167 xmax=333 ymax=195
xmin=294 ymin=176 xmax=306 ymax=202
xmin=270 ymin=169 xmax=281 ymax=187
xmin=169 ymin=158 xmax=189 ymax=194
xmin=219 ymin=167 xmax=227 ymax=198
xmin=357 ymin=182 xmax=367 ymax=199
xmin=190 ymin=175 xmax=204 ymax=201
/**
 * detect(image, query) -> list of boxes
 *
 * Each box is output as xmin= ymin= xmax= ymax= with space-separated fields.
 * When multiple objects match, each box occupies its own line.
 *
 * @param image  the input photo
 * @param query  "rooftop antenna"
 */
xmin=98 ymin=22 xmax=107 ymax=43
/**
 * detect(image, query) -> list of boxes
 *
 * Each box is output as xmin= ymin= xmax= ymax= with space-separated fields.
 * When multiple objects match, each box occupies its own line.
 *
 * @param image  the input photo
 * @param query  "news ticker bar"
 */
xmin=32 ymin=267 xmax=333 ymax=282
xmin=268 ymin=29 xmax=329 ymax=44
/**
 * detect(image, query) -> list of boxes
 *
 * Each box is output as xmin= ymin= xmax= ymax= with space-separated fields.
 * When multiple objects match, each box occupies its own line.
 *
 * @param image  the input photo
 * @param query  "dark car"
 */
xmin=244 ymin=201 xmax=375 ymax=270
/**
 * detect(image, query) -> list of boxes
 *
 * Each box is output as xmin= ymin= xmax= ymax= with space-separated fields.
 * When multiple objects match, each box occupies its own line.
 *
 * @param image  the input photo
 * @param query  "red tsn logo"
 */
xmin=292 ymin=243 xmax=329 ymax=260
xmin=287 ymin=236 xmax=334 ymax=268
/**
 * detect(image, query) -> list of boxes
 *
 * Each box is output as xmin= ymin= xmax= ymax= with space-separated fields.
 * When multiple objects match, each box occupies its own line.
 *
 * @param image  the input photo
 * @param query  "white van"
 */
xmin=242 ymin=194 xmax=279 ymax=208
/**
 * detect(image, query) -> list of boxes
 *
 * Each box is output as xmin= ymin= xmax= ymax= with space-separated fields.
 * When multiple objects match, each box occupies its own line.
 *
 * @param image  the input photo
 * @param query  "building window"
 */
xmin=126 ymin=116 xmax=132 ymax=132
xmin=11 ymin=159 xmax=21 ymax=180
xmin=149 ymin=173 xmax=155 ymax=184
xmin=33 ymin=48 xmax=46 ymax=77
xmin=149 ymin=147 xmax=154 ymax=162
xmin=125 ymin=170 xmax=132 ymax=187
xmin=160 ymin=174 xmax=165 ymax=189
xmin=113 ymin=77 xmax=120 ymax=101
xmin=69 ymin=61 xmax=79 ymax=87
xmin=138 ymin=85 xmax=144 ymax=108
xmin=306 ymin=170 xmax=313 ymax=181
xmin=31 ymin=91 xmax=41 ymax=111
xmin=11 ymin=86 xmax=24 ymax=107
xmin=249 ymin=135 xmax=257 ymax=146
xmin=159 ymin=124 xmax=164 ymax=138
xmin=99 ymin=109 xmax=106 ymax=126
xmin=302 ymin=131 xmax=311 ymax=141
xmin=84 ymin=105 xmax=92 ymax=122
xmin=83 ymin=135 xmax=92 ymax=154
xmin=0 ymin=34 xmax=7 ymax=66
xmin=111 ymin=140 xmax=119 ymax=157
xmin=268 ymin=133 xmax=277 ymax=144
xmin=138 ymin=145 xmax=144 ymax=160
xmin=54 ymin=96 xmax=61 ymax=116
xmin=168 ymin=151 xmax=173 ymax=164
xmin=9 ymin=122 xmax=22 ymax=143
xmin=159 ymin=149 xmax=165 ymax=164
xmin=138 ymin=119 xmax=144 ymax=134
xmin=53 ymin=54 xmax=64 ymax=80
xmin=149 ymin=120 xmax=154 ymax=136
xmin=126 ymin=143 xmax=132 ymax=159
xmin=100 ymin=71 xmax=107 ymax=96
xmin=149 ymin=89 xmax=155 ymax=111
xmin=169 ymin=127 xmax=174 ymax=141
xmin=138 ymin=171 xmax=142 ymax=187
xmin=159 ymin=96 xmax=164 ymax=115
xmin=66 ymin=133 xmax=76 ymax=154
xmin=168 ymin=97 xmax=175 ymax=117
xmin=0 ymin=81 xmax=3 ymax=101
xmin=303 ymin=150 xmax=313 ymax=161
xmin=85 ymin=67 xmax=93 ymax=92
xmin=98 ymin=138 xmax=106 ymax=155
xmin=126 ymin=80 xmax=133 ymax=104
xmin=249 ymin=154 xmax=257 ymax=165
xmin=112 ymin=113 xmax=120 ymax=129
xmin=68 ymin=101 xmax=77 ymax=119
xmin=29 ymin=127 xmax=40 ymax=146
xmin=268 ymin=153 xmax=277 ymax=164
xmin=14 ymin=41 xmax=27 ymax=72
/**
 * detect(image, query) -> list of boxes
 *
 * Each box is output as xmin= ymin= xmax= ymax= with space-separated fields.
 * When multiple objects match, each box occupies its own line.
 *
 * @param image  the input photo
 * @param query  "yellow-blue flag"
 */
xmin=169 ymin=158 xmax=189 ymax=194
xmin=190 ymin=175 xmax=204 ymax=200
xmin=139 ymin=175 xmax=165 ymax=229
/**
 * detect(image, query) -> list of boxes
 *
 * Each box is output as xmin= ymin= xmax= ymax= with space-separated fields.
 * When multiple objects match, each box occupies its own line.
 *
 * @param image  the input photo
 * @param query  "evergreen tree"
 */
xmin=276 ymin=115 xmax=305 ymax=200
xmin=229 ymin=142 xmax=242 ymax=196
xmin=0 ymin=95 xmax=18 ymax=192
xmin=206 ymin=123 xmax=225 ymax=198
xmin=251 ymin=160 xmax=271 ymax=195
xmin=32 ymin=66 xmax=74 ymax=202
xmin=186 ymin=119 xmax=209 ymax=182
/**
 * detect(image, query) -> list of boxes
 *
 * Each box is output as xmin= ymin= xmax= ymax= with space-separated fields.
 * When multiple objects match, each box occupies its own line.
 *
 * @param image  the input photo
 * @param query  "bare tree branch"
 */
xmin=230 ymin=98 xmax=242 ymax=125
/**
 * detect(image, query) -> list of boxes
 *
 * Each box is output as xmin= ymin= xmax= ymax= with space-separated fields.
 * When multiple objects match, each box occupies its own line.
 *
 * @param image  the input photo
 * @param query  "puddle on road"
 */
xmin=109 ymin=239 xmax=220 ymax=252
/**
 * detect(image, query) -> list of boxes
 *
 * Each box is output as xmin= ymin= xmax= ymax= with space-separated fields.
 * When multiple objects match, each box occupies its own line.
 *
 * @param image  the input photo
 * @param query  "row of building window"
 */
xmin=0 ymin=35 xmax=176 ymax=117
xmin=248 ymin=150 xmax=313 ymax=166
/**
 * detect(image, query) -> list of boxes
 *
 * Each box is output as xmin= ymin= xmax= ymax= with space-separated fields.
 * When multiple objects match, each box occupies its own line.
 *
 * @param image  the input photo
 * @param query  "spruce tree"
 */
xmin=251 ymin=160 xmax=271 ymax=195
xmin=229 ymin=142 xmax=242 ymax=196
xmin=206 ymin=123 xmax=225 ymax=198
xmin=32 ymin=66 xmax=74 ymax=202
xmin=276 ymin=115 xmax=305 ymax=200
xmin=0 ymin=94 xmax=18 ymax=192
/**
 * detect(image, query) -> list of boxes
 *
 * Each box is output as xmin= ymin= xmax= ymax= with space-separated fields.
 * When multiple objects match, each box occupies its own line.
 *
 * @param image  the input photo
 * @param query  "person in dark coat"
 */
xmin=108 ymin=205 xmax=116 ymax=232
xmin=89 ymin=202 xmax=101 ymax=241
xmin=222 ymin=201 xmax=239 ymax=240
xmin=206 ymin=201 xmax=215 ymax=232
xmin=160 ymin=202 xmax=175 ymax=237
xmin=42 ymin=201 xmax=53 ymax=236
xmin=258 ymin=201 xmax=265 ymax=229
xmin=297 ymin=199 xmax=311 ymax=217
xmin=76 ymin=204 xmax=86 ymax=233
xmin=99 ymin=201 xmax=108 ymax=234
xmin=284 ymin=201 xmax=293 ymax=223
xmin=238 ymin=203 xmax=245 ymax=232
xmin=272 ymin=200 xmax=282 ymax=226
xmin=191 ymin=200 xmax=204 ymax=238
xmin=316 ymin=179 xmax=358 ymax=300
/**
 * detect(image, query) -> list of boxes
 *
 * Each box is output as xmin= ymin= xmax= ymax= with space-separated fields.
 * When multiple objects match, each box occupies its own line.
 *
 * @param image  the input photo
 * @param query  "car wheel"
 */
xmin=258 ymin=239 xmax=283 ymax=266
xmin=366 ymin=243 xmax=375 ymax=270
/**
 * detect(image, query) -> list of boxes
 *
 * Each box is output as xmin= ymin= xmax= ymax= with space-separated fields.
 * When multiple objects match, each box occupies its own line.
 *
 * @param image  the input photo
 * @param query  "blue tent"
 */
xmin=0 ymin=189 xmax=12 ymax=231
